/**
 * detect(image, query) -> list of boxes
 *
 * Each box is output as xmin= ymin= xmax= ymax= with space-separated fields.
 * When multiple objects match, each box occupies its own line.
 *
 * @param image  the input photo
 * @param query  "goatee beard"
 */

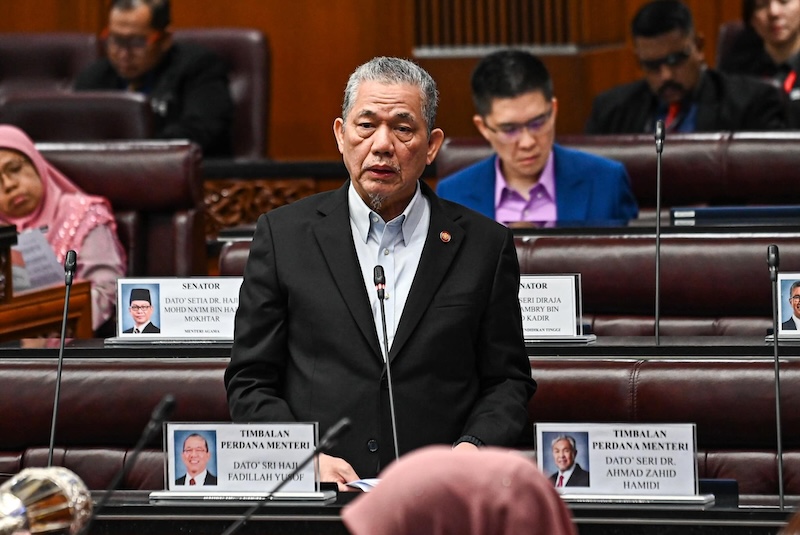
xmin=368 ymin=193 xmax=386 ymax=214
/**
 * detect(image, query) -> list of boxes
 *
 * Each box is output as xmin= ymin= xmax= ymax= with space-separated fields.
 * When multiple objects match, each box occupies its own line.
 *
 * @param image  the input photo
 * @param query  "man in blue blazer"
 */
xmin=437 ymin=50 xmax=638 ymax=225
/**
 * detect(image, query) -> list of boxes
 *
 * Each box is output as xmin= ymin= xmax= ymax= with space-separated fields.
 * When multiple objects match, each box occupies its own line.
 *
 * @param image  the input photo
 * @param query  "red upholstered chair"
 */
xmin=38 ymin=141 xmax=207 ymax=277
xmin=0 ymin=91 xmax=154 ymax=142
xmin=173 ymin=28 xmax=269 ymax=158
xmin=0 ymin=33 xmax=98 ymax=98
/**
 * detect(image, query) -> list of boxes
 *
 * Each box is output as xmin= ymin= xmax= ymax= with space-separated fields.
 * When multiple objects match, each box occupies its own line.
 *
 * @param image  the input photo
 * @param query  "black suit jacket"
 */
xmin=586 ymin=69 xmax=787 ymax=134
xmin=225 ymin=181 xmax=537 ymax=478
xmin=74 ymin=42 xmax=233 ymax=157
xmin=123 ymin=322 xmax=160 ymax=333
xmin=176 ymin=472 xmax=217 ymax=485
xmin=550 ymin=463 xmax=590 ymax=487
xmin=783 ymin=318 xmax=797 ymax=330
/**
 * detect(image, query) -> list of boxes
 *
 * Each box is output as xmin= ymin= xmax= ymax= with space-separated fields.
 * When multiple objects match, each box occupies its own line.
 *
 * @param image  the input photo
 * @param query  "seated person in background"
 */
xmin=0 ymin=125 xmax=126 ymax=333
xmin=74 ymin=0 xmax=234 ymax=157
xmin=586 ymin=0 xmax=787 ymax=134
xmin=437 ymin=50 xmax=638 ymax=226
xmin=718 ymin=0 xmax=800 ymax=126
xmin=342 ymin=445 xmax=578 ymax=535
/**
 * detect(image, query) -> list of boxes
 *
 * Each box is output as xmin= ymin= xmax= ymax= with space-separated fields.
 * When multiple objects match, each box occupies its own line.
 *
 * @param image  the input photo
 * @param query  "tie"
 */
xmin=189 ymin=478 xmax=196 ymax=486
xmin=665 ymin=102 xmax=680 ymax=129
xmin=556 ymin=475 xmax=564 ymax=488
xmin=134 ymin=328 xmax=140 ymax=334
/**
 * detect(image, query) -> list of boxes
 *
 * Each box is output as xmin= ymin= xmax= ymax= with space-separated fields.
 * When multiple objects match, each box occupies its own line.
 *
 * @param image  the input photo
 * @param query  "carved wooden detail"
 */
xmin=204 ymin=179 xmax=316 ymax=237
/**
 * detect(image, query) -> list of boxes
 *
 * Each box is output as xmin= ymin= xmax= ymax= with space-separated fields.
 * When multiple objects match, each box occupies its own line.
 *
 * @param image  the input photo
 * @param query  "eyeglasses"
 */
xmin=790 ymin=295 xmax=800 ymax=302
xmin=183 ymin=448 xmax=208 ymax=454
xmin=483 ymin=107 xmax=554 ymax=142
xmin=102 ymin=28 xmax=162 ymax=52
xmin=639 ymin=50 xmax=691 ymax=72
xmin=130 ymin=305 xmax=152 ymax=312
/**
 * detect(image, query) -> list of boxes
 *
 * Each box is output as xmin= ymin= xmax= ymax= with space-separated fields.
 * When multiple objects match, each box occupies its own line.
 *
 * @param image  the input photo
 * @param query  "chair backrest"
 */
xmin=716 ymin=20 xmax=746 ymax=69
xmin=173 ymin=28 xmax=269 ymax=158
xmin=0 ymin=33 xmax=98 ymax=98
xmin=0 ymin=91 xmax=154 ymax=142
xmin=37 ymin=141 xmax=207 ymax=277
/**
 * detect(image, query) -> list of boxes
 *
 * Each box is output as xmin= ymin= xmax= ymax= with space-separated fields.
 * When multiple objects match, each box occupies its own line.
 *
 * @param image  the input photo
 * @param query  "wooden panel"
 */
xmin=0 ymin=280 xmax=93 ymax=341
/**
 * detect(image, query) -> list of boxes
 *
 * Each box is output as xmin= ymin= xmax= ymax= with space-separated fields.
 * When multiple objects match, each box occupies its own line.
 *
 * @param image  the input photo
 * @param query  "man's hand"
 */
xmin=318 ymin=452 xmax=360 ymax=492
xmin=453 ymin=441 xmax=480 ymax=451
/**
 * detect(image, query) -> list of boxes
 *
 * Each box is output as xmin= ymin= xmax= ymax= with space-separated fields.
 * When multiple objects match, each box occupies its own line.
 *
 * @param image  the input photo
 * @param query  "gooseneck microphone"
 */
xmin=219 ymin=417 xmax=352 ymax=535
xmin=767 ymin=244 xmax=785 ymax=511
xmin=47 ymin=249 xmax=78 ymax=467
xmin=373 ymin=265 xmax=400 ymax=462
xmin=654 ymin=120 xmax=665 ymax=346
xmin=79 ymin=394 xmax=177 ymax=535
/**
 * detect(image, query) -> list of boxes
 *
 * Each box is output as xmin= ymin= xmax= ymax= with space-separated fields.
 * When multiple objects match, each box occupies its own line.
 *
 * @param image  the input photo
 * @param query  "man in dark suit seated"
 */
xmin=175 ymin=433 xmax=217 ymax=486
xmin=783 ymin=280 xmax=800 ymax=330
xmin=437 ymin=50 xmax=638 ymax=226
xmin=74 ymin=0 xmax=233 ymax=156
xmin=586 ymin=0 xmax=787 ymax=134
xmin=123 ymin=288 xmax=160 ymax=333
xmin=549 ymin=435 xmax=590 ymax=488
xmin=225 ymin=56 xmax=537 ymax=491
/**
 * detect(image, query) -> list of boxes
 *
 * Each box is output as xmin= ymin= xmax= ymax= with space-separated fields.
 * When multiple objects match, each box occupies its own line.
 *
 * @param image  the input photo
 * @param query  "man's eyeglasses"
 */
xmin=639 ymin=50 xmax=691 ymax=72
xmin=183 ymin=448 xmax=208 ymax=454
xmin=130 ymin=305 xmax=152 ymax=312
xmin=790 ymin=295 xmax=800 ymax=302
xmin=102 ymin=28 xmax=162 ymax=52
xmin=483 ymin=107 xmax=554 ymax=142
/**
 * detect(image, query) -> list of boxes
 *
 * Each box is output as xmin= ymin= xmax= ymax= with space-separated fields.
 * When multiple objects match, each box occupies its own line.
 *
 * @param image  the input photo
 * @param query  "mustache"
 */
xmin=657 ymin=80 xmax=686 ymax=99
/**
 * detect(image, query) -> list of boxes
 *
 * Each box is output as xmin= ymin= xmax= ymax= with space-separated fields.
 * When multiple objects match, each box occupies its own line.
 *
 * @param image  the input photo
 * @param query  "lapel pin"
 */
xmin=440 ymin=231 xmax=451 ymax=243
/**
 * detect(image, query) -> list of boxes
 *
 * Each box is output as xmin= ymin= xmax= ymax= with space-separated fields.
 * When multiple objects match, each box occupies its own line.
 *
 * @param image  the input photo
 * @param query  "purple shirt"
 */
xmin=494 ymin=153 xmax=557 ymax=226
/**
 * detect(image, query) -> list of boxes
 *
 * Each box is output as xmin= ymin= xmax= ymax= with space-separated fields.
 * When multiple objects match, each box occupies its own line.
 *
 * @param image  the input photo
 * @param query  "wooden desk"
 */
xmin=0 ymin=280 xmax=92 ymax=341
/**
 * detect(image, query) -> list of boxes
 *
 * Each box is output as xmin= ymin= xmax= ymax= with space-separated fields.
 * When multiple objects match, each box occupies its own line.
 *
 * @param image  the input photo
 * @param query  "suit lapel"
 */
xmin=312 ymin=183 xmax=383 ymax=360
xmin=389 ymin=184 xmax=464 ymax=361
xmin=553 ymin=145 xmax=591 ymax=221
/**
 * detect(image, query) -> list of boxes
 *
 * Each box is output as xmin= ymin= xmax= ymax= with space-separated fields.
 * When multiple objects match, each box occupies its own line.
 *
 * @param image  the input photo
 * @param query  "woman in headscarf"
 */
xmin=342 ymin=445 xmax=577 ymax=535
xmin=0 ymin=125 xmax=126 ymax=333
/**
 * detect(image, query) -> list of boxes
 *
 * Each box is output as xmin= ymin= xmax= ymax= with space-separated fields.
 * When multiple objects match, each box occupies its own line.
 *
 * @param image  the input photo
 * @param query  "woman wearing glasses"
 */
xmin=0 ymin=125 xmax=126 ymax=334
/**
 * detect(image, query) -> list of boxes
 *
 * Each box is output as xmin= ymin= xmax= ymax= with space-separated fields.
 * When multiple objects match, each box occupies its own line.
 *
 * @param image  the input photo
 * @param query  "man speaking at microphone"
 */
xmin=225 ymin=56 xmax=536 ymax=491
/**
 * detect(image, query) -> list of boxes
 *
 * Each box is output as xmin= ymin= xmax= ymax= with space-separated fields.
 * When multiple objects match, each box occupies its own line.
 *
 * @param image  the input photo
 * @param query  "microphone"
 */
xmin=219 ymin=417 xmax=352 ymax=535
xmin=653 ymin=120 xmax=665 ymax=345
xmin=767 ymin=245 xmax=785 ymax=511
xmin=373 ymin=266 xmax=400 ymax=462
xmin=47 ymin=250 xmax=78 ymax=467
xmin=78 ymin=394 xmax=177 ymax=535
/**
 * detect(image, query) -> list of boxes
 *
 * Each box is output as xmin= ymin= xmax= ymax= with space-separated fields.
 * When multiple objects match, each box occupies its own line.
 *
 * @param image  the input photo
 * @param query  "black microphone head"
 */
xmin=151 ymin=394 xmax=177 ymax=423
xmin=768 ymin=244 xmax=780 ymax=270
xmin=373 ymin=265 xmax=385 ymax=285
xmin=319 ymin=417 xmax=352 ymax=451
xmin=64 ymin=250 xmax=77 ymax=272
xmin=655 ymin=120 xmax=665 ymax=153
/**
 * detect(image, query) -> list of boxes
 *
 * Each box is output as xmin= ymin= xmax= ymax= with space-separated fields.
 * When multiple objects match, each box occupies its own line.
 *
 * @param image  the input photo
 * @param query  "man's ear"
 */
xmin=333 ymin=118 xmax=345 ymax=155
xmin=473 ymin=114 xmax=491 ymax=142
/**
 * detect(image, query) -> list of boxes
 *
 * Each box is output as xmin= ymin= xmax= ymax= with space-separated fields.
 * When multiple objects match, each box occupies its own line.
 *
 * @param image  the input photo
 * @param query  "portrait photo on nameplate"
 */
xmin=778 ymin=273 xmax=800 ymax=335
xmin=518 ymin=274 xmax=581 ymax=339
xmin=165 ymin=422 xmax=319 ymax=493
xmin=535 ymin=423 xmax=698 ymax=496
xmin=114 ymin=277 xmax=243 ymax=340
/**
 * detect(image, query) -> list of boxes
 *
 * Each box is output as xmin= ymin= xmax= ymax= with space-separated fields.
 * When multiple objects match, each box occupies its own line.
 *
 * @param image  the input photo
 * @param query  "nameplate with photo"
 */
xmin=112 ymin=277 xmax=243 ymax=341
xmin=164 ymin=422 xmax=319 ymax=493
xmin=519 ymin=274 xmax=588 ymax=341
xmin=777 ymin=273 xmax=800 ymax=337
xmin=535 ymin=422 xmax=698 ymax=498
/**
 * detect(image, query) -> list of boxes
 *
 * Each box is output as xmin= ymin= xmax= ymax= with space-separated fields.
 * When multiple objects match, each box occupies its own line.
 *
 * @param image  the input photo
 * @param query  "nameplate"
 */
xmin=114 ymin=277 xmax=243 ymax=340
xmin=778 ymin=272 xmax=800 ymax=336
xmin=535 ymin=423 xmax=697 ymax=496
xmin=519 ymin=274 xmax=582 ymax=339
xmin=166 ymin=422 xmax=318 ymax=492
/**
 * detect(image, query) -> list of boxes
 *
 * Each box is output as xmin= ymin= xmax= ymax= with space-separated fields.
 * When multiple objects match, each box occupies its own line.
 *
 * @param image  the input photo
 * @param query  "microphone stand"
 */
xmin=47 ymin=250 xmax=77 ymax=467
xmin=654 ymin=120 xmax=665 ymax=346
xmin=768 ymin=245 xmax=785 ymax=510
xmin=374 ymin=266 xmax=400 ymax=461
xmin=219 ymin=417 xmax=351 ymax=535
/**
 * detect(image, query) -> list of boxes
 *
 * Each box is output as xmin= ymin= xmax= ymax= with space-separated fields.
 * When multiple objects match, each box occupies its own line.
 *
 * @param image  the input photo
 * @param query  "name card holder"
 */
xmin=519 ymin=274 xmax=595 ymax=344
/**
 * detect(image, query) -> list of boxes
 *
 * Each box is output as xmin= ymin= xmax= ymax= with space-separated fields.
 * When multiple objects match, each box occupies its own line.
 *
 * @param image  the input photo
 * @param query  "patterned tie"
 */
xmin=134 ymin=328 xmax=140 ymax=334
xmin=189 ymin=478 xmax=196 ymax=486
xmin=556 ymin=475 xmax=564 ymax=488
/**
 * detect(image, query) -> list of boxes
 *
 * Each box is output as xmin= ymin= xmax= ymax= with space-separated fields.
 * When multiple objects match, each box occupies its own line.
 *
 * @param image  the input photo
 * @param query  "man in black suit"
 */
xmin=783 ymin=280 xmax=800 ymax=330
xmin=586 ymin=0 xmax=786 ymax=134
xmin=74 ymin=0 xmax=233 ymax=156
xmin=123 ymin=288 xmax=160 ymax=333
xmin=175 ymin=433 xmax=217 ymax=486
xmin=225 ymin=57 xmax=537 ymax=491
xmin=549 ymin=435 xmax=590 ymax=488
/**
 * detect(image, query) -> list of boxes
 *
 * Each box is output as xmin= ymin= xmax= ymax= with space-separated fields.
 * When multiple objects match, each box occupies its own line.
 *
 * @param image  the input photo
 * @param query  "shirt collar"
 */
xmin=348 ymin=181 xmax=425 ymax=245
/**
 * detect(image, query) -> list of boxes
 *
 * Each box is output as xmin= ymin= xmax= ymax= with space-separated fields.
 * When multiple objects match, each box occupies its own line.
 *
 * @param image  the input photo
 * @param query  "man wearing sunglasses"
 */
xmin=586 ymin=0 xmax=786 ymax=134
xmin=74 ymin=0 xmax=233 ymax=157
xmin=437 ymin=50 xmax=638 ymax=226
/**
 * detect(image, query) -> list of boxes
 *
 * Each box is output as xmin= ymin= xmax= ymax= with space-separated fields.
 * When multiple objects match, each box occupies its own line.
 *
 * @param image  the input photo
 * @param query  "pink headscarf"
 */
xmin=0 ymin=125 xmax=119 ymax=263
xmin=342 ymin=446 xmax=578 ymax=535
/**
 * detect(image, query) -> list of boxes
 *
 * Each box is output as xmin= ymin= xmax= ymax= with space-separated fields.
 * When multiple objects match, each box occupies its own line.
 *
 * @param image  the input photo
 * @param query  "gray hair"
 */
xmin=341 ymin=56 xmax=439 ymax=135
xmin=551 ymin=435 xmax=577 ymax=452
